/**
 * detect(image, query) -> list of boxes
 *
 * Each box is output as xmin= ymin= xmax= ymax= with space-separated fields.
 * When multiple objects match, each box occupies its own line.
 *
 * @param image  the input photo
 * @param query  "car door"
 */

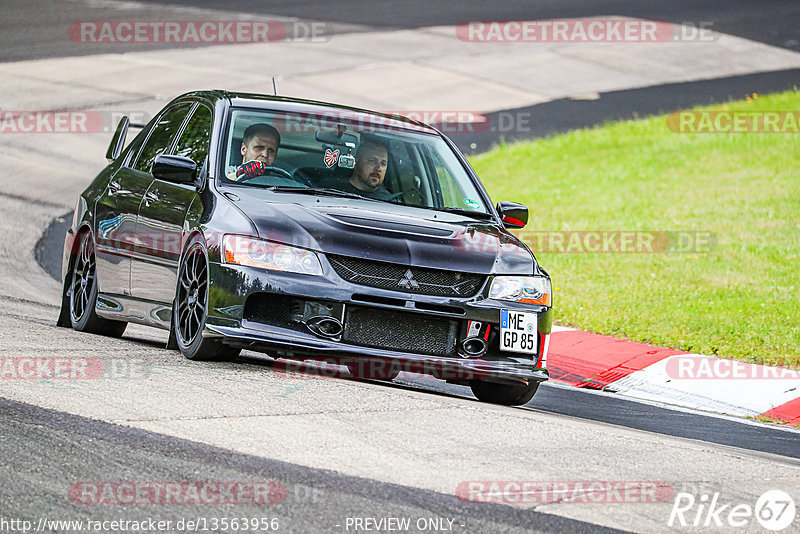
xmin=131 ymin=103 xmax=212 ymax=303
xmin=95 ymin=102 xmax=194 ymax=298
xmin=92 ymin=123 xmax=152 ymax=297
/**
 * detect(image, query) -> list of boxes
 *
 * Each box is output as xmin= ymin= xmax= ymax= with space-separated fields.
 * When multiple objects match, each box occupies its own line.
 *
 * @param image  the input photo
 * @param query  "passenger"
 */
xmin=333 ymin=140 xmax=397 ymax=201
xmin=227 ymin=123 xmax=280 ymax=181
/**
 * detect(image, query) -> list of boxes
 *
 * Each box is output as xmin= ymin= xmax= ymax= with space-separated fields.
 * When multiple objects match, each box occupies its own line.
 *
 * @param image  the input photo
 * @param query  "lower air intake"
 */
xmin=342 ymin=306 xmax=458 ymax=356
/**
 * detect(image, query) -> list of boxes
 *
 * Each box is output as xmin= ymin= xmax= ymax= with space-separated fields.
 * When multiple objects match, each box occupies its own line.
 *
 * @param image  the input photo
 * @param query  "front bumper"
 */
xmin=208 ymin=322 xmax=549 ymax=385
xmin=206 ymin=261 xmax=553 ymax=385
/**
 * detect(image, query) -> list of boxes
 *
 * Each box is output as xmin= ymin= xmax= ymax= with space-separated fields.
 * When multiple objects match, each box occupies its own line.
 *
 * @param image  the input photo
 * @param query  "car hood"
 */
xmin=226 ymin=190 xmax=539 ymax=275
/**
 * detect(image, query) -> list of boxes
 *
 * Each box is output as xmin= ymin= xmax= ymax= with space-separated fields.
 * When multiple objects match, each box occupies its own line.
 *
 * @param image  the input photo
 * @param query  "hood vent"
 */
xmin=327 ymin=214 xmax=455 ymax=238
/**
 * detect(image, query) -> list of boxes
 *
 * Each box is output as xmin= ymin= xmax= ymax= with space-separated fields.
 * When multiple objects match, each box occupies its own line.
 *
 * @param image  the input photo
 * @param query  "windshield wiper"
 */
xmin=427 ymin=206 xmax=495 ymax=220
xmin=265 ymin=186 xmax=381 ymax=201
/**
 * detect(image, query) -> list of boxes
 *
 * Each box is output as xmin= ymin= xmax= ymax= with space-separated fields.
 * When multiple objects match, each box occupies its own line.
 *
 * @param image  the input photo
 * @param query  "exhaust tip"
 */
xmin=305 ymin=316 xmax=343 ymax=339
xmin=460 ymin=337 xmax=487 ymax=358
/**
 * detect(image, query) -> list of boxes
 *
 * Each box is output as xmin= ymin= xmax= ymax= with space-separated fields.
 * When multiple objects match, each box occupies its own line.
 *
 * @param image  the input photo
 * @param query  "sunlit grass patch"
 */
xmin=470 ymin=91 xmax=800 ymax=368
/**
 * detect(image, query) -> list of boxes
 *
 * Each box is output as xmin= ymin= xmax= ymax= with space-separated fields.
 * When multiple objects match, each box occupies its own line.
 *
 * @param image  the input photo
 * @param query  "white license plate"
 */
xmin=500 ymin=309 xmax=538 ymax=353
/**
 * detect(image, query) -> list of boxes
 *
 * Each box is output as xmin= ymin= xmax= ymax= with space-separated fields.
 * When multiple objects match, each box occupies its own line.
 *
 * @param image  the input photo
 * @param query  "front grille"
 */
xmin=343 ymin=306 xmax=458 ymax=356
xmin=328 ymin=255 xmax=485 ymax=297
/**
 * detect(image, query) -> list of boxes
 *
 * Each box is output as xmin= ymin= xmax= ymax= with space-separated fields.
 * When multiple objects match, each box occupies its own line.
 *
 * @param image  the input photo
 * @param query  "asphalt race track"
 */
xmin=27 ymin=215 xmax=800 ymax=460
xmin=3 ymin=0 xmax=800 ymax=61
xmin=1 ymin=397 xmax=622 ymax=534
xmin=3 ymin=1 xmax=800 ymax=533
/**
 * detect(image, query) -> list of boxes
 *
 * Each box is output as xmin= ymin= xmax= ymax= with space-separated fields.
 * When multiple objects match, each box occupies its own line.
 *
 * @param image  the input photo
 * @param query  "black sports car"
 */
xmin=57 ymin=90 xmax=553 ymax=406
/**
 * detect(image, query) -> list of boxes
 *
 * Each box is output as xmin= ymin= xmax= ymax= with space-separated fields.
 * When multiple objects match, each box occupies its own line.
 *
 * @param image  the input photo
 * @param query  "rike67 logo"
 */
xmin=668 ymin=490 xmax=796 ymax=531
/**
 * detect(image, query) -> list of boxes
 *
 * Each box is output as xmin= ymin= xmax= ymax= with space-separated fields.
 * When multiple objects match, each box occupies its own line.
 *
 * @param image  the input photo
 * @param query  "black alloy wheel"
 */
xmin=69 ymin=231 xmax=127 ymax=337
xmin=174 ymin=237 xmax=240 ymax=361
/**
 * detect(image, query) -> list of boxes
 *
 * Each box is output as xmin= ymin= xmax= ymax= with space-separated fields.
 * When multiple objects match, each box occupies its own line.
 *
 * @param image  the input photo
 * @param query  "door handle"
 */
xmin=143 ymin=191 xmax=159 ymax=207
xmin=108 ymin=180 xmax=121 ymax=196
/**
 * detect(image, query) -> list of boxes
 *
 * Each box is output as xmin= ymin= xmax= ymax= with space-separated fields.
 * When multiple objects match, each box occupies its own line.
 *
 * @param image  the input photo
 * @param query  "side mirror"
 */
xmin=152 ymin=154 xmax=197 ymax=184
xmin=496 ymin=201 xmax=528 ymax=229
xmin=106 ymin=116 xmax=130 ymax=162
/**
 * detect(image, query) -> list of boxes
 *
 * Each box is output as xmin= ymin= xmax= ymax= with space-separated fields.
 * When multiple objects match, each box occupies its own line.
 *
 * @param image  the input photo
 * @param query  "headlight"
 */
xmin=222 ymin=235 xmax=323 ymax=276
xmin=489 ymin=276 xmax=551 ymax=306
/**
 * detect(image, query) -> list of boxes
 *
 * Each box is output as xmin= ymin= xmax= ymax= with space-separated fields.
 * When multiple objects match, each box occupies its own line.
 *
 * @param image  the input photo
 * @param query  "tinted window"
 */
xmin=174 ymin=105 xmax=212 ymax=166
xmin=221 ymin=109 xmax=488 ymax=213
xmin=134 ymin=103 xmax=192 ymax=173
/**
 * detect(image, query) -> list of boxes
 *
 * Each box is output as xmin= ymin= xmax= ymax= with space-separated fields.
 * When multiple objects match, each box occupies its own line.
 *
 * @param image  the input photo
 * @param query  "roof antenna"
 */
xmin=272 ymin=77 xmax=278 ymax=96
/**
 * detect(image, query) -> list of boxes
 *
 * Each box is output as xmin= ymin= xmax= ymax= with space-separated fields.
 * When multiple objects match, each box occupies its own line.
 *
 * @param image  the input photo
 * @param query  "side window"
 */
xmin=134 ymin=103 xmax=192 ymax=173
xmin=174 ymin=105 xmax=212 ymax=166
xmin=423 ymin=145 xmax=485 ymax=211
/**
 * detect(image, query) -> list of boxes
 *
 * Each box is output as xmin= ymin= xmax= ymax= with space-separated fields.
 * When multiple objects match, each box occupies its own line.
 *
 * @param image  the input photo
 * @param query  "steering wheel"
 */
xmin=238 ymin=165 xmax=294 ymax=182
xmin=397 ymin=188 xmax=423 ymax=205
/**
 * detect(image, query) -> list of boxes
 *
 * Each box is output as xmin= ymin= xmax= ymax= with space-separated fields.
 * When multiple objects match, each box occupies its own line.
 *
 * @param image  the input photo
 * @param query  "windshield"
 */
xmin=221 ymin=108 xmax=490 ymax=214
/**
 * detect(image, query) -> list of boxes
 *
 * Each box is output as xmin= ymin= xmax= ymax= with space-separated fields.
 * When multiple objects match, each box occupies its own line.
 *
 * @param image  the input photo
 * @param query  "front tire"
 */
xmin=69 ymin=231 xmax=127 ymax=337
xmin=470 ymin=380 xmax=539 ymax=406
xmin=174 ymin=236 xmax=239 ymax=361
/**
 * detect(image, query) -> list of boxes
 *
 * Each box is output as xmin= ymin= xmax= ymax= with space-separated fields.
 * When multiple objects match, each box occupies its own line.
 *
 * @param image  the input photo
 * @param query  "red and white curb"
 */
xmin=547 ymin=326 xmax=800 ymax=424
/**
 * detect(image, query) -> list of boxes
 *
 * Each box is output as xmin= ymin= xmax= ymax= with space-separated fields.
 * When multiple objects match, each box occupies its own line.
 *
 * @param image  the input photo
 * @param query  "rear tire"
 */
xmin=174 ymin=236 xmax=240 ymax=361
xmin=69 ymin=231 xmax=127 ymax=337
xmin=469 ymin=380 xmax=539 ymax=406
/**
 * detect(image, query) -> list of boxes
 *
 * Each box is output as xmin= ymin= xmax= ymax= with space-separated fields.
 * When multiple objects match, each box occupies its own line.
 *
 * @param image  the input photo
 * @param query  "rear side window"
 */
xmin=174 ymin=105 xmax=212 ymax=166
xmin=134 ymin=103 xmax=192 ymax=173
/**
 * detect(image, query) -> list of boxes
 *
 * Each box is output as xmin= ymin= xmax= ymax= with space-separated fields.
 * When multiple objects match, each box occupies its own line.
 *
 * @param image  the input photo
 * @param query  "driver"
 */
xmin=227 ymin=123 xmax=281 ymax=181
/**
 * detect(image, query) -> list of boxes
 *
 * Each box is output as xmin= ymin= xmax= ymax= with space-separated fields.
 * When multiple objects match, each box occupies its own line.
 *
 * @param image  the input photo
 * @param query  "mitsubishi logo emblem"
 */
xmin=398 ymin=269 xmax=419 ymax=290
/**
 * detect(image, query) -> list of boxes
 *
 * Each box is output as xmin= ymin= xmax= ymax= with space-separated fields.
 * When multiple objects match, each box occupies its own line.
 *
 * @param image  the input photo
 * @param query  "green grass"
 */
xmin=470 ymin=91 xmax=800 ymax=368
xmin=750 ymin=415 xmax=800 ymax=428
